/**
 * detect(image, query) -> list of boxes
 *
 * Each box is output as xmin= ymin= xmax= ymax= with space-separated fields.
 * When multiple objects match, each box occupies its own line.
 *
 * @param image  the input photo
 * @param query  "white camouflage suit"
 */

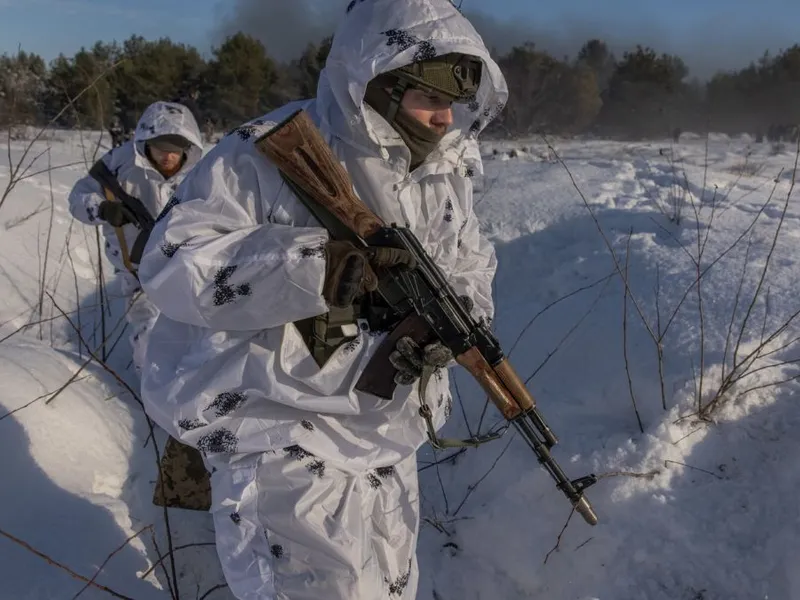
xmin=68 ymin=101 xmax=203 ymax=372
xmin=138 ymin=1 xmax=508 ymax=598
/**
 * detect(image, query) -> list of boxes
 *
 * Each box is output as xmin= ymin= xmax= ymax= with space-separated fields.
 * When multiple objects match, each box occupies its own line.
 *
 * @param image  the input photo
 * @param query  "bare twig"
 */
xmin=95 ymin=229 xmax=107 ymax=361
xmin=0 ymin=528 xmax=134 ymax=599
xmin=731 ymin=145 xmax=798 ymax=384
xmin=507 ymin=270 xmax=615 ymax=359
xmin=672 ymin=426 xmax=705 ymax=445
xmin=432 ymin=448 xmax=451 ymax=515
xmin=71 ymin=525 xmax=154 ymax=600
xmin=524 ymin=274 xmax=612 ymax=385
xmin=0 ymin=371 xmax=91 ymax=421
xmin=544 ymin=506 xmax=576 ymax=565
xmin=38 ymin=149 xmax=56 ymax=340
xmin=0 ymin=58 xmax=125 ymax=213
xmin=198 ymin=583 xmax=229 ymax=600
xmin=47 ymin=295 xmax=180 ymax=598
xmin=139 ymin=542 xmax=217 ymax=580
xmin=542 ymin=134 xmax=659 ymax=343
xmin=664 ymin=459 xmax=723 ymax=479
xmin=721 ymin=233 xmax=755 ymax=384
xmin=3 ymin=202 xmax=48 ymax=229
xmin=734 ymin=370 xmax=800 ymax=400
xmin=622 ymin=229 xmax=644 ymax=433
xmin=452 ymin=373 xmax=474 ymax=438
xmin=418 ymin=448 xmax=467 ymax=473
xmin=14 ymin=160 xmax=88 ymax=183
xmin=0 ymin=303 xmax=94 ymax=344
xmin=660 ymin=176 xmax=780 ymax=342
xmin=453 ymin=434 xmax=515 ymax=517
xmin=43 ymin=357 xmax=93 ymax=405
xmin=574 ymin=537 xmax=594 ymax=551
xmin=654 ymin=265 xmax=667 ymax=410
xmin=687 ymin=187 xmax=707 ymax=411
xmin=149 ymin=532 xmax=178 ymax=600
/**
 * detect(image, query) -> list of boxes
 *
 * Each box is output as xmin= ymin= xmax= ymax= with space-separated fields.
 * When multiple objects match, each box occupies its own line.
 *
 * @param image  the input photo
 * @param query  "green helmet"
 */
xmin=388 ymin=52 xmax=483 ymax=103
xmin=147 ymin=134 xmax=191 ymax=153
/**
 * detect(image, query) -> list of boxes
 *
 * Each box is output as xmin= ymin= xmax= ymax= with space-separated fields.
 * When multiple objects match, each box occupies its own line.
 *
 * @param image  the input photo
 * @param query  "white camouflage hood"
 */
xmin=132 ymin=101 xmax=204 ymax=171
xmin=317 ymin=0 xmax=508 ymax=159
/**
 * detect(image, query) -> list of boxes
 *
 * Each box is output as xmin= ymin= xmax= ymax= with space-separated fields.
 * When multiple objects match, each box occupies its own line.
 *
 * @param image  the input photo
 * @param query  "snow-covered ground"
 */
xmin=2 ymin=128 xmax=799 ymax=600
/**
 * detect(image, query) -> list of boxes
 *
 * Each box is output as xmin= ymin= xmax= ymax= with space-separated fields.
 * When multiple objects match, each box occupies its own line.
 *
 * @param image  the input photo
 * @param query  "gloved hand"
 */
xmin=98 ymin=200 xmax=136 ymax=227
xmin=389 ymin=336 xmax=453 ymax=386
xmin=322 ymin=240 xmax=417 ymax=308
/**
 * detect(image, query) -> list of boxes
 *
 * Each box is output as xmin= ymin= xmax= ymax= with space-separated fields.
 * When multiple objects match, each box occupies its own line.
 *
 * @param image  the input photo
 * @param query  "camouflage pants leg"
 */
xmin=206 ymin=450 xmax=420 ymax=600
xmin=152 ymin=435 xmax=212 ymax=511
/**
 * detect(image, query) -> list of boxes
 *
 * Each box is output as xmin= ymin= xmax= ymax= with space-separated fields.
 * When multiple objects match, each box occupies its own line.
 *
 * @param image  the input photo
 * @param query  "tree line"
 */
xmin=1 ymin=32 xmax=800 ymax=141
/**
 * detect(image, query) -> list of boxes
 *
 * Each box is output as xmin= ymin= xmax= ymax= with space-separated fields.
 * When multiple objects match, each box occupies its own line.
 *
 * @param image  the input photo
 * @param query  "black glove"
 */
xmin=389 ymin=336 xmax=453 ymax=386
xmin=322 ymin=241 xmax=417 ymax=308
xmin=98 ymin=200 xmax=136 ymax=227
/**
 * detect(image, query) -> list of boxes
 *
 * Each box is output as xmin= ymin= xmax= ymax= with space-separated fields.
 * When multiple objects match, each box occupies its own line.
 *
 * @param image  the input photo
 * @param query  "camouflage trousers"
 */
xmin=153 ymin=435 xmax=212 ymax=511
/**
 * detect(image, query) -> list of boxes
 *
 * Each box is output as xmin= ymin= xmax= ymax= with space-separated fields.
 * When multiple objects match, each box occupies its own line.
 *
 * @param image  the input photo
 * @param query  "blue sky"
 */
xmin=1 ymin=0 xmax=799 ymax=76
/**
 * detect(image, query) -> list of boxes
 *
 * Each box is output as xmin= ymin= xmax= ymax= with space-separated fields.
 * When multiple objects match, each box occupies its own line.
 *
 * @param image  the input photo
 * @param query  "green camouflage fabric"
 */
xmin=152 ymin=435 xmax=212 ymax=511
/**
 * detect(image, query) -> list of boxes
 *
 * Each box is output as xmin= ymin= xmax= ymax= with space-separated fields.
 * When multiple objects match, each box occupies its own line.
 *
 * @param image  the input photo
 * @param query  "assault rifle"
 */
xmin=88 ymin=159 xmax=155 ymax=273
xmin=255 ymin=109 xmax=598 ymax=526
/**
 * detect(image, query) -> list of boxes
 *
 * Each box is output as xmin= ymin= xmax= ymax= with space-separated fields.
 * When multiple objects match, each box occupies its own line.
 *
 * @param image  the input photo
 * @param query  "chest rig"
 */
xmin=293 ymin=293 xmax=400 ymax=367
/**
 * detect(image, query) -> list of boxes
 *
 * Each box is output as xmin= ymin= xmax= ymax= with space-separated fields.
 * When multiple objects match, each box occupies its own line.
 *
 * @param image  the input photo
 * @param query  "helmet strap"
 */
xmin=386 ymin=79 xmax=410 ymax=123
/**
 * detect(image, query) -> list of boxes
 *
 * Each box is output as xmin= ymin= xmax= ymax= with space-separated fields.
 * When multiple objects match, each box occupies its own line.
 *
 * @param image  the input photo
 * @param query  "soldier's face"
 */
xmin=400 ymin=88 xmax=454 ymax=136
xmin=148 ymin=145 xmax=183 ymax=175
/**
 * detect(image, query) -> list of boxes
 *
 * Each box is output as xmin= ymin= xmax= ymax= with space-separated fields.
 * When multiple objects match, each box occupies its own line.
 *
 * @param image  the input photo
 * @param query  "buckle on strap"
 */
xmin=331 ymin=323 xmax=360 ymax=338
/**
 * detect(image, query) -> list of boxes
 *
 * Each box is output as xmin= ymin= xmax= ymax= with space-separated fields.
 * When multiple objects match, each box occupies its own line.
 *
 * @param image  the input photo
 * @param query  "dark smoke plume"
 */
xmin=212 ymin=0 xmax=799 ymax=80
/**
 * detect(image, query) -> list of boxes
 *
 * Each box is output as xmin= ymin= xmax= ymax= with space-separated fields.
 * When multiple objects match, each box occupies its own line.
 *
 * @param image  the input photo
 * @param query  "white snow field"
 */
xmin=1 ymin=128 xmax=799 ymax=600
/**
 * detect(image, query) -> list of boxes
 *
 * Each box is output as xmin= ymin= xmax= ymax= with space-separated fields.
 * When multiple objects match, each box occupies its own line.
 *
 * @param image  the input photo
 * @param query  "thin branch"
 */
xmin=452 ymin=373 xmax=474 ymax=438
xmin=672 ymin=426 xmax=705 ymax=445
xmin=139 ymin=542 xmax=217 ymax=580
xmin=731 ymin=144 xmax=799 ymax=377
xmin=654 ymin=264 xmax=667 ymax=410
xmin=542 ymin=134 xmax=658 ymax=342
xmin=543 ymin=506 xmax=575 ymax=565
xmin=149 ymin=532 xmax=177 ymax=600
xmin=0 ymin=528 xmax=134 ymax=600
xmin=734 ymin=370 xmax=800 ymax=399
xmin=47 ymin=294 xmax=180 ymax=598
xmin=721 ymin=233 xmax=755 ymax=384
xmin=622 ymin=229 xmax=644 ymax=433
xmin=664 ymin=459 xmax=723 ymax=479
xmin=432 ymin=448 xmax=451 ymax=515
xmin=524 ymin=274 xmax=612 ymax=385
xmin=71 ymin=525 xmax=153 ymax=600
xmin=574 ymin=537 xmax=594 ymax=552
xmin=198 ymin=583 xmax=229 ymax=600
xmin=38 ymin=149 xmax=55 ymax=338
xmin=418 ymin=448 xmax=467 ymax=473
xmin=453 ymin=434 xmax=515 ymax=517
xmin=507 ymin=270 xmax=615 ymax=359
xmin=0 ymin=371 xmax=91 ymax=421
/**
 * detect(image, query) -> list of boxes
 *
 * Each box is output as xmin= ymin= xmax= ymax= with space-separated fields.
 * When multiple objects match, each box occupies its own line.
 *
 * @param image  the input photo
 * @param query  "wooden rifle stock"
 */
xmin=256 ymin=110 xmax=384 ymax=240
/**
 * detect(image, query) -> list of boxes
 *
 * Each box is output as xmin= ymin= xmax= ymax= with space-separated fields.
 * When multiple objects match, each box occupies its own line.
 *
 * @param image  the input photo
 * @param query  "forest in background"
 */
xmin=2 ymin=32 xmax=800 ymax=141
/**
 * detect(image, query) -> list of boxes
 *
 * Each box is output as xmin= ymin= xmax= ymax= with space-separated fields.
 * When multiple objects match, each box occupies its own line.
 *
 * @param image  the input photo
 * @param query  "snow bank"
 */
xmin=3 ymin=128 xmax=800 ymax=600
